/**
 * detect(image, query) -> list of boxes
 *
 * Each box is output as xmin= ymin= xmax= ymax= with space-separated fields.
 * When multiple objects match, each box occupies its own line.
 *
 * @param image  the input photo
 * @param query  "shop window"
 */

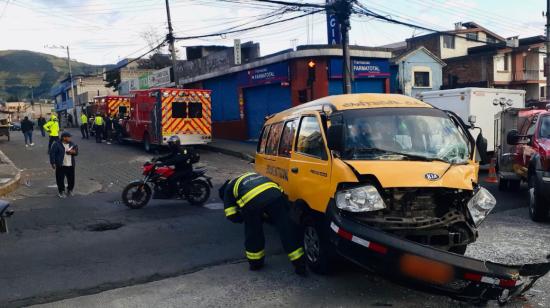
xmin=278 ymin=119 xmax=297 ymax=157
xmin=296 ymin=116 xmax=327 ymax=160
xmin=443 ymin=35 xmax=455 ymax=49
xmin=265 ymin=122 xmax=284 ymax=156
xmin=172 ymin=102 xmax=187 ymax=118
xmin=188 ymin=102 xmax=203 ymax=118
xmin=413 ymin=71 xmax=431 ymax=88
xmin=258 ymin=125 xmax=271 ymax=153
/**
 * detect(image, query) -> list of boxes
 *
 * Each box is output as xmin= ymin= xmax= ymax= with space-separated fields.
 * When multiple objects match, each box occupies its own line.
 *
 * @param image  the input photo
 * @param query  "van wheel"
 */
xmin=303 ymin=215 xmax=335 ymax=274
xmin=528 ymin=175 xmax=548 ymax=222
xmin=143 ymin=133 xmax=152 ymax=153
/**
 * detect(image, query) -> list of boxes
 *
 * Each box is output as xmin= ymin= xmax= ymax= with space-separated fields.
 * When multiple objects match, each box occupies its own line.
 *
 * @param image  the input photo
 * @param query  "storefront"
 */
xmin=328 ymin=58 xmax=390 ymax=95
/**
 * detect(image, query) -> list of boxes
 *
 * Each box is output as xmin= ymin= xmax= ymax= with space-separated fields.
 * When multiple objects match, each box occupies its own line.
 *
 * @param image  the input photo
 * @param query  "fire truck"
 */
xmin=122 ymin=88 xmax=212 ymax=151
xmin=93 ymin=96 xmax=132 ymax=118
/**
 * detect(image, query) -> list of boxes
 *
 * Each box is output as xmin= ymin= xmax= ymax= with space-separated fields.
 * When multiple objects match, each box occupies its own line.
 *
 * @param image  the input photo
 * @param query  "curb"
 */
xmin=198 ymin=144 xmax=255 ymax=162
xmin=0 ymin=150 xmax=20 ymax=197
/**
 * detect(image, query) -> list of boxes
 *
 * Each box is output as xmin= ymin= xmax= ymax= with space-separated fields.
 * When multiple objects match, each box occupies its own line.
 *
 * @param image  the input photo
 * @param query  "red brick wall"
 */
xmin=443 ymin=54 xmax=494 ymax=87
xmin=289 ymin=58 xmax=329 ymax=106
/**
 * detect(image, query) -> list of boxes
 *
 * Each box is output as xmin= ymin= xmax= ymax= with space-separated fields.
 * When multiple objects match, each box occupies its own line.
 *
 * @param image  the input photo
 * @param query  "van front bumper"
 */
xmin=325 ymin=201 xmax=550 ymax=304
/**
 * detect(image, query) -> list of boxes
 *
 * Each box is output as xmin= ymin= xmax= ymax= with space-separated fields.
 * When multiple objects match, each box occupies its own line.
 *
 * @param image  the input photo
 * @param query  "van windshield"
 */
xmin=341 ymin=108 xmax=470 ymax=164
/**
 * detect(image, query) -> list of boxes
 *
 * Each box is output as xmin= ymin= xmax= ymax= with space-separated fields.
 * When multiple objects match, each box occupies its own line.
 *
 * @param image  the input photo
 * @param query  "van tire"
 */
xmin=303 ymin=214 xmax=335 ymax=274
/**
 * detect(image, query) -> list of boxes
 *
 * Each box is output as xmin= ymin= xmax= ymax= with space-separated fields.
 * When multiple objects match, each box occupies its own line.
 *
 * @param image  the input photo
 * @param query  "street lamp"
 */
xmin=45 ymin=44 xmax=77 ymax=126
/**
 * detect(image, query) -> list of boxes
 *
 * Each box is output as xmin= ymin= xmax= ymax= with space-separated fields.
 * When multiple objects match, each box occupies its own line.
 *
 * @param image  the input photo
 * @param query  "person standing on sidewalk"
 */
xmin=104 ymin=114 xmax=113 ymax=144
xmin=43 ymin=114 xmax=60 ymax=153
xmin=20 ymin=116 xmax=35 ymax=147
xmin=50 ymin=132 xmax=78 ymax=198
xmin=37 ymin=115 xmax=46 ymax=137
xmin=80 ymin=113 xmax=89 ymax=139
xmin=93 ymin=113 xmax=104 ymax=143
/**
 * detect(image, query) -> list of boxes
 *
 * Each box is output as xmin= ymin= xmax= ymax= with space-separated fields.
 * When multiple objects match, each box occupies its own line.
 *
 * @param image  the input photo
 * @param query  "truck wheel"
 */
xmin=143 ymin=134 xmax=152 ymax=153
xmin=303 ymin=215 xmax=335 ymax=274
xmin=528 ymin=175 xmax=548 ymax=222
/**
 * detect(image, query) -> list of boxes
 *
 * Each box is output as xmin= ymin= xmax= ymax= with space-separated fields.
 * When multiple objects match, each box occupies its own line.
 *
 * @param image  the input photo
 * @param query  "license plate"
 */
xmin=399 ymin=254 xmax=454 ymax=285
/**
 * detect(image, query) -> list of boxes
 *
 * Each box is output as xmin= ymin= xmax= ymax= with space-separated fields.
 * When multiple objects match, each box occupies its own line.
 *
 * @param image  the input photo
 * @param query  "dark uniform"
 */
xmin=220 ymin=172 xmax=306 ymax=275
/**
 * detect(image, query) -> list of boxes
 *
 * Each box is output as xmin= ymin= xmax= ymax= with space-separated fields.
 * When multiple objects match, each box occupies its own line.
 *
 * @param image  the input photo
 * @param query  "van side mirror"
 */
xmin=327 ymin=124 xmax=344 ymax=154
xmin=468 ymin=115 xmax=477 ymax=127
xmin=476 ymin=133 xmax=489 ymax=165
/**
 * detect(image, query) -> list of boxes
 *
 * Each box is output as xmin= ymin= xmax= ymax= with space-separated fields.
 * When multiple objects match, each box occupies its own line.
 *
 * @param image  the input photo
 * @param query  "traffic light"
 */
xmin=307 ymin=60 xmax=316 ymax=86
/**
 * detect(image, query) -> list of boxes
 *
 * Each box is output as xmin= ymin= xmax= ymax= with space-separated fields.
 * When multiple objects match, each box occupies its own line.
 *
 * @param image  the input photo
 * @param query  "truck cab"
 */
xmin=506 ymin=109 xmax=550 ymax=221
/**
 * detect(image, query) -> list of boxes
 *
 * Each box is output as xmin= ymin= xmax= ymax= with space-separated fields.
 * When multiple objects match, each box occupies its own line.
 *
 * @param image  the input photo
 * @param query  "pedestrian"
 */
xmin=105 ymin=114 xmax=113 ymax=144
xmin=43 ymin=114 xmax=60 ymax=154
xmin=67 ymin=113 xmax=73 ymax=127
xmin=93 ymin=113 xmax=104 ymax=143
xmin=219 ymin=172 xmax=306 ymax=275
xmin=49 ymin=131 xmax=78 ymax=198
xmin=20 ymin=116 xmax=35 ymax=147
xmin=37 ymin=115 xmax=46 ymax=137
xmin=80 ymin=113 xmax=89 ymax=139
xmin=88 ymin=117 xmax=95 ymax=137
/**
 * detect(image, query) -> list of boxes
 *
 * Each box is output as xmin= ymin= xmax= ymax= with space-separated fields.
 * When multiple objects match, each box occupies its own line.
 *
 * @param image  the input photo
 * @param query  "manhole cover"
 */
xmin=87 ymin=222 xmax=124 ymax=232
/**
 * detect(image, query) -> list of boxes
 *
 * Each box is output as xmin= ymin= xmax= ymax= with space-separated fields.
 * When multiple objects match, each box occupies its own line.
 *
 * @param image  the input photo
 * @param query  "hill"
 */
xmin=0 ymin=50 xmax=107 ymax=101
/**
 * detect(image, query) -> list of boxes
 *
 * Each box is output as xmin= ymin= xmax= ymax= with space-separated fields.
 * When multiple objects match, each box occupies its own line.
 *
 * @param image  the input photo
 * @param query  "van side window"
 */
xmin=296 ymin=116 xmax=327 ymax=160
xmin=265 ymin=122 xmax=284 ymax=156
xmin=258 ymin=125 xmax=271 ymax=153
xmin=278 ymin=119 xmax=297 ymax=157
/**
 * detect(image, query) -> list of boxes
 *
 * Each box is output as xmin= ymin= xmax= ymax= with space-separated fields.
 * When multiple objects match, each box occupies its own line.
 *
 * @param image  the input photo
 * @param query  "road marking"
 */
xmin=203 ymin=202 xmax=224 ymax=210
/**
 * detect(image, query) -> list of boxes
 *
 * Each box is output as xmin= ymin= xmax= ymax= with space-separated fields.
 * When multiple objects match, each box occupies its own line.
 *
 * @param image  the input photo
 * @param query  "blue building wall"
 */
xmin=203 ymin=74 xmax=240 ymax=122
xmin=396 ymin=49 xmax=444 ymax=98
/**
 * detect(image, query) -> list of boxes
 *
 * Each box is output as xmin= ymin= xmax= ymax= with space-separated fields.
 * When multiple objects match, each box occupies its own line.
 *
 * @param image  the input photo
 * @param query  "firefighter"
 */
xmin=219 ymin=173 xmax=306 ymax=276
xmin=43 ymin=114 xmax=60 ymax=154
xmin=93 ymin=113 xmax=104 ymax=143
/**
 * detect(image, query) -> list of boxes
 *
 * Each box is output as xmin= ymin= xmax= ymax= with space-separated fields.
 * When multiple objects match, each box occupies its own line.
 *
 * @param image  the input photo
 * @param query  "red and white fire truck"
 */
xmin=93 ymin=96 xmax=132 ymax=118
xmin=122 ymin=88 xmax=212 ymax=151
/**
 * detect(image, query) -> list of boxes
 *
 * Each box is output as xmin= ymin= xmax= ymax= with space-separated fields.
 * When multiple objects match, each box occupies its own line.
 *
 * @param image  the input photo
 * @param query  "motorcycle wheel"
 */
xmin=122 ymin=182 xmax=152 ymax=209
xmin=185 ymin=179 xmax=210 ymax=206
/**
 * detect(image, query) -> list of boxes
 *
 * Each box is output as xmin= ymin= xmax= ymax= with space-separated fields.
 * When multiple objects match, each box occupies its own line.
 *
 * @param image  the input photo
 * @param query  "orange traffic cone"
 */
xmin=485 ymin=157 xmax=498 ymax=184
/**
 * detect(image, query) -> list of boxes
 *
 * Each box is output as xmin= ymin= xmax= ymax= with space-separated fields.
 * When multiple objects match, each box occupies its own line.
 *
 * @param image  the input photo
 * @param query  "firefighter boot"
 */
xmin=249 ymin=258 xmax=265 ymax=271
xmin=293 ymin=256 xmax=307 ymax=276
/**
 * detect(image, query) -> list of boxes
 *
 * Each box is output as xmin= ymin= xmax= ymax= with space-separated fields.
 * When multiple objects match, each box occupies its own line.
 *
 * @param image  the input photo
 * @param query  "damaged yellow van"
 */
xmin=255 ymin=94 xmax=550 ymax=304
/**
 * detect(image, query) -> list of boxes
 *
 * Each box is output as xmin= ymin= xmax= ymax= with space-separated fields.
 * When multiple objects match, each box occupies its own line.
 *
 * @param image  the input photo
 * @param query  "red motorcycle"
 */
xmin=122 ymin=161 xmax=212 ymax=209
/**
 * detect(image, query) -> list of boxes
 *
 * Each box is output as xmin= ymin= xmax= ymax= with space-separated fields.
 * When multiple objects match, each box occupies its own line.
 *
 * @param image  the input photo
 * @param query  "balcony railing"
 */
xmin=514 ymin=69 xmax=544 ymax=81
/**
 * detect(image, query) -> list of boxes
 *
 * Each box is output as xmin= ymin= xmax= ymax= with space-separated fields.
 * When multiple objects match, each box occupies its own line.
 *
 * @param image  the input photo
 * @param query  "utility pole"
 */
xmin=546 ymin=0 xmax=550 ymax=99
xmin=165 ymin=0 xmax=179 ymax=87
xmin=66 ymin=46 xmax=77 ymax=126
xmin=334 ymin=0 xmax=353 ymax=94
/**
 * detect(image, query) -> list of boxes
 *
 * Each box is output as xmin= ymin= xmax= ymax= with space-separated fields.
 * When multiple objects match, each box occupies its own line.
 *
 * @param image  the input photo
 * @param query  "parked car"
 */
xmin=504 ymin=108 xmax=550 ymax=221
xmin=9 ymin=122 xmax=21 ymax=131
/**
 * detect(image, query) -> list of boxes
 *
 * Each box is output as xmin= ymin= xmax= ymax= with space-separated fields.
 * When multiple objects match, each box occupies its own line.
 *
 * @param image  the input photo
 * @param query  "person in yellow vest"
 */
xmin=93 ymin=113 xmax=105 ymax=143
xmin=43 ymin=114 xmax=60 ymax=154
xmin=80 ymin=113 xmax=89 ymax=139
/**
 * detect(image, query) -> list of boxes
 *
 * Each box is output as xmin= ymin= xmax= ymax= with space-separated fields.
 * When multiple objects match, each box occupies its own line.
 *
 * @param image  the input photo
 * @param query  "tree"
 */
xmin=104 ymin=69 xmax=121 ymax=91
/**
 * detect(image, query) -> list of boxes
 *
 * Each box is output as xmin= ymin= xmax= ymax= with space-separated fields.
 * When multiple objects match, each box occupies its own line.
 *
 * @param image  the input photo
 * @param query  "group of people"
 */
xmin=80 ymin=112 xmax=122 ymax=144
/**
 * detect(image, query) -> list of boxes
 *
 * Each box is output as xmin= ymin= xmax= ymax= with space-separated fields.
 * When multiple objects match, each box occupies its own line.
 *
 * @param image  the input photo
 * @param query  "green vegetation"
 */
xmin=0 ymin=50 xmax=105 ymax=101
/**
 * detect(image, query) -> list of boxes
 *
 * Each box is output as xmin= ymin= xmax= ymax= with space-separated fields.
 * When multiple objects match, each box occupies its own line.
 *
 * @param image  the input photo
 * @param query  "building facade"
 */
xmin=179 ymin=45 xmax=392 ymax=140
xmin=390 ymin=47 xmax=446 ymax=97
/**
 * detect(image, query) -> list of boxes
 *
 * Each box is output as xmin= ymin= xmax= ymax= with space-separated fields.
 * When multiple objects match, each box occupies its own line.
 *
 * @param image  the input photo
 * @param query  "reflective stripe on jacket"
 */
xmin=232 ymin=173 xmax=282 ymax=208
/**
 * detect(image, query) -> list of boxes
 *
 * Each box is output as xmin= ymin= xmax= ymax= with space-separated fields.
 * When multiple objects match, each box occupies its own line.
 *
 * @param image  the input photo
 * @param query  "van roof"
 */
xmin=266 ymin=93 xmax=433 ymax=122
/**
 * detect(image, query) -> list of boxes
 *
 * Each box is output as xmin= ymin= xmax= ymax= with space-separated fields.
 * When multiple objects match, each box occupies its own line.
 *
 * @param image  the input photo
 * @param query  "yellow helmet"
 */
xmin=50 ymin=114 xmax=58 ymax=120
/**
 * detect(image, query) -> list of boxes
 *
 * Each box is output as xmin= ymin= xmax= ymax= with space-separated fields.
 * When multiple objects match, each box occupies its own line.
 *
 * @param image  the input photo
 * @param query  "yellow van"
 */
xmin=254 ymin=94 xmax=550 ymax=302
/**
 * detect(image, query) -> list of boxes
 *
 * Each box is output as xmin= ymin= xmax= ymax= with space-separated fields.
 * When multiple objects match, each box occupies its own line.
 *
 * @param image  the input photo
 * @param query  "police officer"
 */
xmin=219 ymin=173 xmax=306 ymax=275
xmin=80 ymin=112 xmax=89 ymax=139
xmin=43 ymin=114 xmax=60 ymax=154
xmin=93 ymin=113 xmax=104 ymax=143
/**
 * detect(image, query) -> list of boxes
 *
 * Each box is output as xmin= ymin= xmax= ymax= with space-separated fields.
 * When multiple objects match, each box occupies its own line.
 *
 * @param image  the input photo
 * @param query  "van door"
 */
xmin=287 ymin=114 xmax=332 ymax=212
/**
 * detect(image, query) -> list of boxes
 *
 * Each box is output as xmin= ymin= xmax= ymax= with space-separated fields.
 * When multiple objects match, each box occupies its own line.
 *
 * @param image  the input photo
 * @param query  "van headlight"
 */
xmin=467 ymin=187 xmax=496 ymax=226
xmin=335 ymin=185 xmax=386 ymax=212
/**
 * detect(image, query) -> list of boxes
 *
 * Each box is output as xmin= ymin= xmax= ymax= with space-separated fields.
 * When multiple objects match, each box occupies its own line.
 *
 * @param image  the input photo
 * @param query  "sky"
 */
xmin=0 ymin=0 xmax=545 ymax=65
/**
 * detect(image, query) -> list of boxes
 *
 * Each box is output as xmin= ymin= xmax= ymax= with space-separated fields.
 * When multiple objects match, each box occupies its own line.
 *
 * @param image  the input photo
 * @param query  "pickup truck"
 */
xmin=497 ymin=108 xmax=550 ymax=221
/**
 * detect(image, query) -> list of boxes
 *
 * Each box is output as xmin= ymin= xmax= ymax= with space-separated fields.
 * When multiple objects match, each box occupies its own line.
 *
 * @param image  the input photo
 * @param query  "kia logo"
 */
xmin=425 ymin=173 xmax=440 ymax=181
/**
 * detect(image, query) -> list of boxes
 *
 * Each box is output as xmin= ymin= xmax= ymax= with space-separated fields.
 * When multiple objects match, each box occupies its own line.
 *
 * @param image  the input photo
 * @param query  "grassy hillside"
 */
xmin=0 ymin=50 xmax=107 ymax=101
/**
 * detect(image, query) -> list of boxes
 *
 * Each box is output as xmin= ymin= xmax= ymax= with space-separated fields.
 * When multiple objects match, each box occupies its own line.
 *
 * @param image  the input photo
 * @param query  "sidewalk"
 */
xmin=0 ymin=149 xmax=20 ymax=196
xmin=200 ymin=139 xmax=256 ymax=161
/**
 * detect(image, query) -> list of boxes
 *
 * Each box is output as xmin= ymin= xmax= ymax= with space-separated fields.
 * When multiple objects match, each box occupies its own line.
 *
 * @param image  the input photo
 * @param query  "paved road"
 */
xmin=1 ymin=130 xmax=549 ymax=307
